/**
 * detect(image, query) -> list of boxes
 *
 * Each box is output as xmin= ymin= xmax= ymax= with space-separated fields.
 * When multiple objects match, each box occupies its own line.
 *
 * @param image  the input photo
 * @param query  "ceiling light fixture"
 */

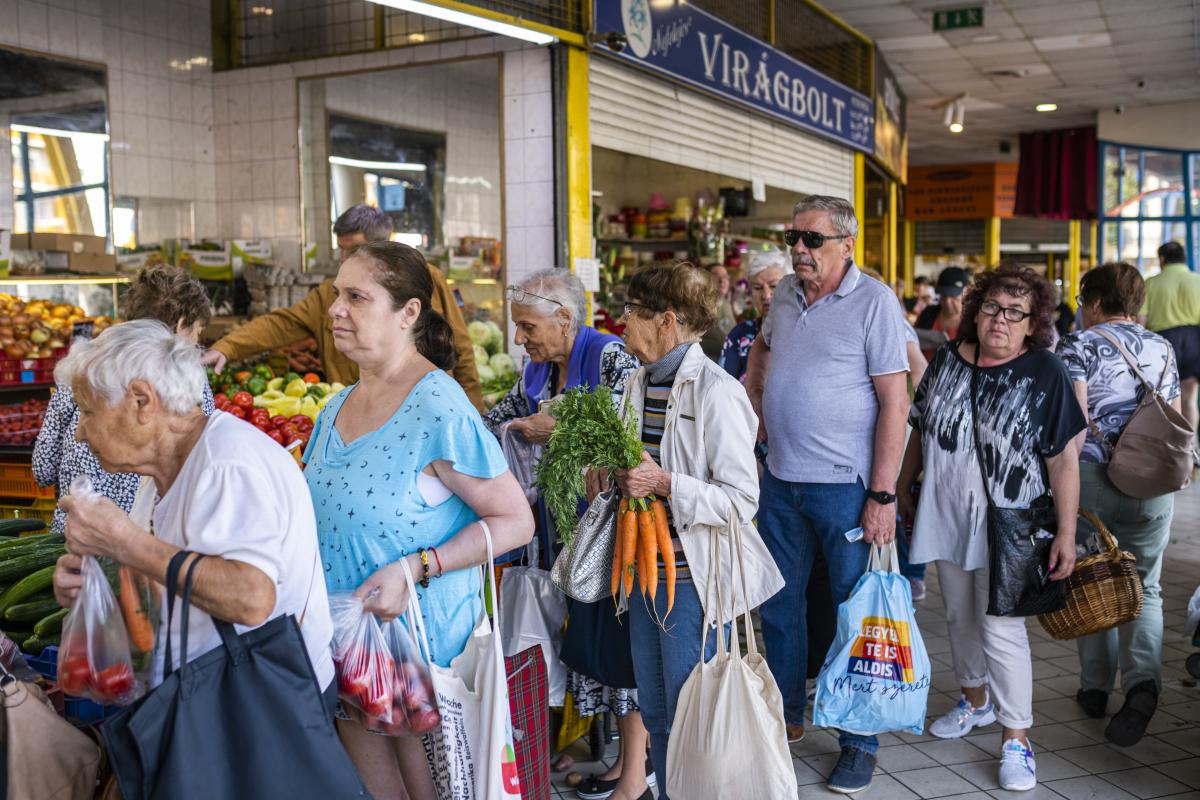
xmin=329 ymin=155 xmax=427 ymax=172
xmin=1035 ymin=103 xmax=1058 ymax=112
xmin=951 ymin=101 xmax=965 ymax=133
xmin=365 ymin=0 xmax=557 ymax=45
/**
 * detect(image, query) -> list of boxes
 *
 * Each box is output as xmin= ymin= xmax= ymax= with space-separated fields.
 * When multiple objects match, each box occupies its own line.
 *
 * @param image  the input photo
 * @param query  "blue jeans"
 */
xmin=895 ymin=517 xmax=926 ymax=582
xmin=628 ymin=573 xmax=719 ymax=800
xmin=757 ymin=468 xmax=877 ymax=755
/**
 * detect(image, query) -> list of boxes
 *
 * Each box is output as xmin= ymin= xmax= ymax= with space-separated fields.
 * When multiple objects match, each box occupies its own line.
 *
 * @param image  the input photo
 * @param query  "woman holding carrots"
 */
xmin=615 ymin=263 xmax=784 ymax=799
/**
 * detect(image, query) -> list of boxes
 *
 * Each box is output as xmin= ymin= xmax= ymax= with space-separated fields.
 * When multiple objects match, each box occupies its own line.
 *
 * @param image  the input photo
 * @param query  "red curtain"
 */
xmin=1014 ymin=126 xmax=1098 ymax=220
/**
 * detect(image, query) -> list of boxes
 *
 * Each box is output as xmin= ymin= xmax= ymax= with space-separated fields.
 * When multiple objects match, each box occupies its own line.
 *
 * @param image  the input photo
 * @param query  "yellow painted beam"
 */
xmin=417 ymin=0 xmax=587 ymax=47
xmin=1067 ymin=219 xmax=1082 ymax=309
xmin=854 ymin=152 xmax=866 ymax=266
xmin=886 ymin=178 xmax=898 ymax=285
xmin=564 ymin=45 xmax=594 ymax=322
xmin=1088 ymin=220 xmax=1098 ymax=267
xmin=903 ymin=220 xmax=915 ymax=295
xmin=984 ymin=217 xmax=1001 ymax=267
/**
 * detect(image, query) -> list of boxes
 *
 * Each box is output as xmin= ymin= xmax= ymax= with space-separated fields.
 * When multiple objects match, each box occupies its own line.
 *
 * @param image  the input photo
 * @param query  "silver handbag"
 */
xmin=550 ymin=487 xmax=619 ymax=603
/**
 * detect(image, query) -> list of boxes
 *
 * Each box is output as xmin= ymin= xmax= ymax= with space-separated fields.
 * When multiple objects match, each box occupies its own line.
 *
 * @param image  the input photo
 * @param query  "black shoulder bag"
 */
xmin=101 ymin=551 xmax=369 ymax=800
xmin=969 ymin=348 xmax=1067 ymax=617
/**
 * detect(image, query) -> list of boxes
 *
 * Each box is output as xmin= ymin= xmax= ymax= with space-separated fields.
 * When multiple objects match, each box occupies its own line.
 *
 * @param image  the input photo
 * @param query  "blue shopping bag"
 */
xmin=812 ymin=543 xmax=931 ymax=736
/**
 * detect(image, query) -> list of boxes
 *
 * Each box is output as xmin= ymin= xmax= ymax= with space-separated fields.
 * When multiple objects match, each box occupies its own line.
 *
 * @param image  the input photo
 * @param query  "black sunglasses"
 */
xmin=784 ymin=229 xmax=851 ymax=249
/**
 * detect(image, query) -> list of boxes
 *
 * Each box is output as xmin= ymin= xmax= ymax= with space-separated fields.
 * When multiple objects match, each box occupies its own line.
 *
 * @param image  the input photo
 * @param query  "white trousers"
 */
xmin=935 ymin=560 xmax=1034 ymax=729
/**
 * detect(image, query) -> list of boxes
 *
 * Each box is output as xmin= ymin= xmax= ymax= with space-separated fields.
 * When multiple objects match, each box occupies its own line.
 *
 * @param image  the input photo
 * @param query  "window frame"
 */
xmin=11 ymin=129 xmax=111 ymax=238
xmin=1098 ymin=139 xmax=1196 ymax=271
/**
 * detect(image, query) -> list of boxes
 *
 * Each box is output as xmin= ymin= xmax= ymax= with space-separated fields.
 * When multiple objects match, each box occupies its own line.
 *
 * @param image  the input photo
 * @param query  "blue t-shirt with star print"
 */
xmin=304 ymin=369 xmax=509 ymax=667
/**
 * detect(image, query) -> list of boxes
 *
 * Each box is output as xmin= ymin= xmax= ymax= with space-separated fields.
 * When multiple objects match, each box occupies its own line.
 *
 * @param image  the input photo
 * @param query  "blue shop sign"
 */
xmin=595 ymin=0 xmax=874 ymax=153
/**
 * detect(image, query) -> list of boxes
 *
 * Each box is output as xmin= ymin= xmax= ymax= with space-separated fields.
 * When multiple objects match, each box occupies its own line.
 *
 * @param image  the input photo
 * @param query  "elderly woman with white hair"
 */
xmin=719 ymin=249 xmax=789 ymax=382
xmin=483 ymin=269 xmax=650 ymax=800
xmin=50 ymin=320 xmax=337 ymax=705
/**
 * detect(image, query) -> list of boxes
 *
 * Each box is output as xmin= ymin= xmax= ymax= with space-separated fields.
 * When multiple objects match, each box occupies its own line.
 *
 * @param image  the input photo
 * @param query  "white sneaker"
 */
xmin=999 ymin=738 xmax=1037 ymax=791
xmin=929 ymin=696 xmax=997 ymax=739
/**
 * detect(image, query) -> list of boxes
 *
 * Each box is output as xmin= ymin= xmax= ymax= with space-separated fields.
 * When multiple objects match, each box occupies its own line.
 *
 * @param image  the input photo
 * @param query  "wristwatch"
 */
xmin=866 ymin=488 xmax=897 ymax=505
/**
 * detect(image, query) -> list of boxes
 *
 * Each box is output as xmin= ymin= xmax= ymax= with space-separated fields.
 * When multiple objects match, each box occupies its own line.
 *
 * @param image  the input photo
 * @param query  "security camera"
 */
xmin=1114 ymin=105 xmax=1125 ymax=114
xmin=588 ymin=31 xmax=628 ymax=53
xmin=1136 ymin=79 xmax=1146 ymax=89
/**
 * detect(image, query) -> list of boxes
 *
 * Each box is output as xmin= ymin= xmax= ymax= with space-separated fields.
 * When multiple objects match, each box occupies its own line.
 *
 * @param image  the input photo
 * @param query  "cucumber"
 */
xmin=0 ymin=565 xmax=57 ymax=615
xmin=0 ymin=532 xmax=56 ymax=550
xmin=33 ymin=607 xmax=68 ymax=637
xmin=0 ymin=519 xmax=46 ymax=537
xmin=5 ymin=596 xmax=59 ymax=622
xmin=0 ymin=545 xmax=65 ymax=583
xmin=20 ymin=634 xmax=58 ymax=654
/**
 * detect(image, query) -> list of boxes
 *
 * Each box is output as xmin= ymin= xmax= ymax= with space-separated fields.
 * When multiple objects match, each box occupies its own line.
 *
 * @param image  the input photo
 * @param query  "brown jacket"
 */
xmin=212 ymin=268 xmax=484 ymax=411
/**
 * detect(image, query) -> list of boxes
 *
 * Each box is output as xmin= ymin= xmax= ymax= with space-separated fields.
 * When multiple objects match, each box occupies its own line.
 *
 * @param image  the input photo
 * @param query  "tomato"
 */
xmin=271 ymin=415 xmax=290 ymax=429
xmin=266 ymin=429 xmax=285 ymax=446
xmin=214 ymin=393 xmax=229 ymax=408
xmin=94 ymin=662 xmax=135 ymax=701
xmin=302 ymin=372 xmax=320 ymax=384
xmin=281 ymin=423 xmax=300 ymax=440
xmin=290 ymin=415 xmax=314 ymax=433
xmin=361 ymin=696 xmax=392 ymax=720
xmin=226 ymin=406 xmax=246 ymax=420
xmin=231 ymin=391 xmax=254 ymax=411
xmin=250 ymin=408 xmax=270 ymax=425
xmin=57 ymin=655 xmax=91 ymax=696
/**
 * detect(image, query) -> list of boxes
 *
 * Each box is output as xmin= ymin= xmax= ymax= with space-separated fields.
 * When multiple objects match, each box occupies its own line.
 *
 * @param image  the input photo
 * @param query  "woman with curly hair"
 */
xmin=897 ymin=263 xmax=1085 ymax=792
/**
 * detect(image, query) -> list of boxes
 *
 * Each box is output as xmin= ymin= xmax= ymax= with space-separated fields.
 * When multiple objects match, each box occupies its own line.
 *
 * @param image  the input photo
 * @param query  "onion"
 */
xmin=12 ymin=313 xmax=30 ymax=326
xmin=47 ymin=338 xmax=65 ymax=349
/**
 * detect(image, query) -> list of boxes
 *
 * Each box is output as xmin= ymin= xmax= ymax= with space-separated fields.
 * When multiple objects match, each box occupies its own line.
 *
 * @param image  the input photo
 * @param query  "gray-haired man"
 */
xmin=745 ymin=195 xmax=911 ymax=794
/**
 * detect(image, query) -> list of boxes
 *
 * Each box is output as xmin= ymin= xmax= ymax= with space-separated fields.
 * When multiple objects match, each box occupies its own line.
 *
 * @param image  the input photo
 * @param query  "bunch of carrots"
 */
xmin=612 ymin=496 xmax=675 ymax=622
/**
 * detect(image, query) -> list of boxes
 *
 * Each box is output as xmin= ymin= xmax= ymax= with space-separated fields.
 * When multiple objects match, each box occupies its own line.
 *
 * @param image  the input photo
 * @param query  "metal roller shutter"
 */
xmin=589 ymin=58 xmax=853 ymax=200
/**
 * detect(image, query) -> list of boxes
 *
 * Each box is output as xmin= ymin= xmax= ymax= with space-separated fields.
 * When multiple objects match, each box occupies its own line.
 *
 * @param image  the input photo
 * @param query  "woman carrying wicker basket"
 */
xmin=1056 ymin=262 xmax=1183 ymax=747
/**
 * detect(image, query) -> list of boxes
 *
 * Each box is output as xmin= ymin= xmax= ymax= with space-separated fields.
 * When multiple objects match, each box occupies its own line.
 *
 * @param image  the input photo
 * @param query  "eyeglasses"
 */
xmin=783 ymin=229 xmax=851 ymax=249
xmin=506 ymin=285 xmax=563 ymax=308
xmin=979 ymin=299 xmax=1032 ymax=322
xmin=623 ymin=302 xmax=686 ymax=326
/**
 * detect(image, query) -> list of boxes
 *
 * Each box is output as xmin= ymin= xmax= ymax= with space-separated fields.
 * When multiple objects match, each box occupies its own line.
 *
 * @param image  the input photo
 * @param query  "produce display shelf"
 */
xmin=0 ymin=498 xmax=56 ymax=523
xmin=0 ymin=461 xmax=54 ymax=499
xmin=26 ymin=646 xmax=120 ymax=725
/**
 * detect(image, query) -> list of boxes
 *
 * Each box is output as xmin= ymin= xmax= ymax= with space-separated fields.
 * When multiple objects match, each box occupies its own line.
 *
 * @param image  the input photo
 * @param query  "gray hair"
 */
xmin=792 ymin=195 xmax=859 ymax=237
xmin=512 ymin=268 xmax=587 ymax=335
xmin=333 ymin=204 xmax=394 ymax=243
xmin=746 ymin=248 xmax=791 ymax=280
xmin=54 ymin=320 xmax=206 ymax=415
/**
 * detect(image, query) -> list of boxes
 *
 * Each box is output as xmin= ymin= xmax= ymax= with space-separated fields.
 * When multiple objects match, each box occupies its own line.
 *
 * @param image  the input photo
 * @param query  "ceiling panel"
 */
xmin=819 ymin=0 xmax=1200 ymax=164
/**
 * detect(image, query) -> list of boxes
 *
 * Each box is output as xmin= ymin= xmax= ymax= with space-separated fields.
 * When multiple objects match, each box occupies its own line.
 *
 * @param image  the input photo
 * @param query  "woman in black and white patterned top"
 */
xmin=33 ymin=266 xmax=215 ymax=534
xmin=1056 ymin=262 xmax=1182 ymax=747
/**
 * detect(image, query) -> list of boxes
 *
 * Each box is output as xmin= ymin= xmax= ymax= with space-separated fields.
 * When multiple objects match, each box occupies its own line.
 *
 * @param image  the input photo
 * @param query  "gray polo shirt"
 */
xmin=761 ymin=263 xmax=909 ymax=484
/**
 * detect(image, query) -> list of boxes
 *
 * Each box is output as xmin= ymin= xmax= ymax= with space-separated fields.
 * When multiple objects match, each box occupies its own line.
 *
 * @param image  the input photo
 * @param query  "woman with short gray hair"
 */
xmin=719 ymin=249 xmax=789 ymax=382
xmin=483 ymin=267 xmax=649 ymax=800
xmin=50 ymin=321 xmax=337 ymax=717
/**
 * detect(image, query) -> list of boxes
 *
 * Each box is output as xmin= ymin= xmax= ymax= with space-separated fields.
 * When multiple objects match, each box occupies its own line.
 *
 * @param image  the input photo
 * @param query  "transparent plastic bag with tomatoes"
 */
xmin=56 ymin=477 xmax=142 ymax=705
xmin=368 ymin=615 xmax=441 ymax=737
xmin=329 ymin=593 xmax=395 ymax=725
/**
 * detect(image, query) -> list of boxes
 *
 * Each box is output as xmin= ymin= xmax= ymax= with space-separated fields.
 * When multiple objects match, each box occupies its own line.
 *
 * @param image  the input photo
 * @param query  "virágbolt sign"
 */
xmin=595 ymin=0 xmax=875 ymax=153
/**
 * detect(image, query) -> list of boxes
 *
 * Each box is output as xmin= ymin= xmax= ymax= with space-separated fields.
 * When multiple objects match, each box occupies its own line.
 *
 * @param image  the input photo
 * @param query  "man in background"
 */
xmin=203 ymin=205 xmax=483 ymax=410
xmin=1141 ymin=241 xmax=1200 ymax=435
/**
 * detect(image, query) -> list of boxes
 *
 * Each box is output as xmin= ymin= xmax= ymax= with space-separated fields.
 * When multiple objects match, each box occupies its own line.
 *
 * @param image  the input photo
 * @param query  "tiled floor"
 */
xmin=551 ymin=482 xmax=1200 ymax=799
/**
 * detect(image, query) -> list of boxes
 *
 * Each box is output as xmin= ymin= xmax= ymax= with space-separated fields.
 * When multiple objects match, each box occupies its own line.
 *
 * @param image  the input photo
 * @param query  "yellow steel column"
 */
xmin=1088 ymin=220 xmax=1098 ymax=267
xmin=886 ymin=179 xmax=898 ymax=286
xmin=1067 ymin=219 xmax=1082 ymax=309
xmin=904 ymin=220 xmax=915 ymax=295
xmin=854 ymin=152 xmax=866 ymax=266
xmin=564 ymin=46 xmax=593 ymax=319
xmin=984 ymin=217 xmax=1001 ymax=267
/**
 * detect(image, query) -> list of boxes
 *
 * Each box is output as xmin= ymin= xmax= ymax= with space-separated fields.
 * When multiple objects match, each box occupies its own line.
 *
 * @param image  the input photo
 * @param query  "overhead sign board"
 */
xmin=595 ymin=0 xmax=875 ymax=153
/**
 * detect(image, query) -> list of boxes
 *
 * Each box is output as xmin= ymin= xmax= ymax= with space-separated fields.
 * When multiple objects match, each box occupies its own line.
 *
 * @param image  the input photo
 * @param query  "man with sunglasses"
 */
xmin=202 ymin=204 xmax=483 ymax=410
xmin=744 ymin=195 xmax=911 ymax=794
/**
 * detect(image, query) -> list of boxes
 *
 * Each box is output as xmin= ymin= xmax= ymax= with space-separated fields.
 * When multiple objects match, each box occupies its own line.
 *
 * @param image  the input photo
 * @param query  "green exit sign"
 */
xmin=933 ymin=6 xmax=984 ymax=31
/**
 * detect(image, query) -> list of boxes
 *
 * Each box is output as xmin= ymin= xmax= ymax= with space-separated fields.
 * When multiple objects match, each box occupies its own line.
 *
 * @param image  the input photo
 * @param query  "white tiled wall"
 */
xmin=0 ymin=1 xmax=558 ymax=277
xmin=0 ymin=0 xmax=217 ymax=238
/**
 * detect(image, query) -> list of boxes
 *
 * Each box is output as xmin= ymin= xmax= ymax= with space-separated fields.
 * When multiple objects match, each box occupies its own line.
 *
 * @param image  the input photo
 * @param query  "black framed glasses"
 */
xmin=783 ymin=229 xmax=851 ymax=249
xmin=979 ymin=299 xmax=1032 ymax=322
xmin=622 ymin=302 xmax=685 ymax=325
xmin=506 ymin=285 xmax=563 ymax=308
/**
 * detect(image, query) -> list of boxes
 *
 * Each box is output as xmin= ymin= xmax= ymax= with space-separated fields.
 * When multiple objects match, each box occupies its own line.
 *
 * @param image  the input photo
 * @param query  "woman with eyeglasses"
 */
xmin=897 ymin=262 xmax=1085 ymax=793
xmin=482 ymin=269 xmax=650 ymax=800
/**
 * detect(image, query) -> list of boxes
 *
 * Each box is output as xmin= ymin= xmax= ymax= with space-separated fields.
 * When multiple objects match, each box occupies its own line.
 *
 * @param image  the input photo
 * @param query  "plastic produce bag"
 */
xmin=56 ymin=477 xmax=140 ymax=705
xmin=329 ymin=592 xmax=396 ymax=724
xmin=812 ymin=543 xmax=931 ymax=736
xmin=119 ymin=477 xmax=161 ymax=683
xmin=367 ymin=616 xmax=442 ymax=737
xmin=501 ymin=422 xmax=542 ymax=505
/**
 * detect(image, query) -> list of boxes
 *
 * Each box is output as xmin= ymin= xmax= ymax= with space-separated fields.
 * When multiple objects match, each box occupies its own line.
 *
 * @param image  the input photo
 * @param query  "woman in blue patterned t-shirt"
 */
xmin=303 ymin=242 xmax=533 ymax=800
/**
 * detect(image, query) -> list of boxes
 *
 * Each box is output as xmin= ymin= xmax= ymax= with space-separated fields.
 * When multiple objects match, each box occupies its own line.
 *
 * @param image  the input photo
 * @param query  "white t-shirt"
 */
xmin=149 ymin=412 xmax=335 ymax=690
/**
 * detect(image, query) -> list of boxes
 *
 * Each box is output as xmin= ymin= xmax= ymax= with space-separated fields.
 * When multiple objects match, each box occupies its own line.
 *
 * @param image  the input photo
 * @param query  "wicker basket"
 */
xmin=1038 ymin=509 xmax=1144 ymax=641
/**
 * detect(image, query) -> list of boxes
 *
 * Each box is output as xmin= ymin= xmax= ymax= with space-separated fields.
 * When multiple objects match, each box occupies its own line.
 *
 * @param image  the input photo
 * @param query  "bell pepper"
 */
xmin=284 ymin=378 xmax=308 ymax=398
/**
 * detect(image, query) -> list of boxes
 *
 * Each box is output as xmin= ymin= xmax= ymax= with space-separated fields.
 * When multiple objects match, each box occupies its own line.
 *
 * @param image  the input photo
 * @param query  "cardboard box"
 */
xmin=231 ymin=239 xmax=272 ymax=271
xmin=180 ymin=244 xmax=233 ymax=281
xmin=12 ymin=232 xmax=106 ymax=255
xmin=42 ymin=251 xmax=118 ymax=274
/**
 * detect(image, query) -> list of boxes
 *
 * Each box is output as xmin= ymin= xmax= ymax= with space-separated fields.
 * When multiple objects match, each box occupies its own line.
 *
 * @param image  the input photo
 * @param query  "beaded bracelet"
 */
xmin=417 ymin=548 xmax=431 ymax=588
